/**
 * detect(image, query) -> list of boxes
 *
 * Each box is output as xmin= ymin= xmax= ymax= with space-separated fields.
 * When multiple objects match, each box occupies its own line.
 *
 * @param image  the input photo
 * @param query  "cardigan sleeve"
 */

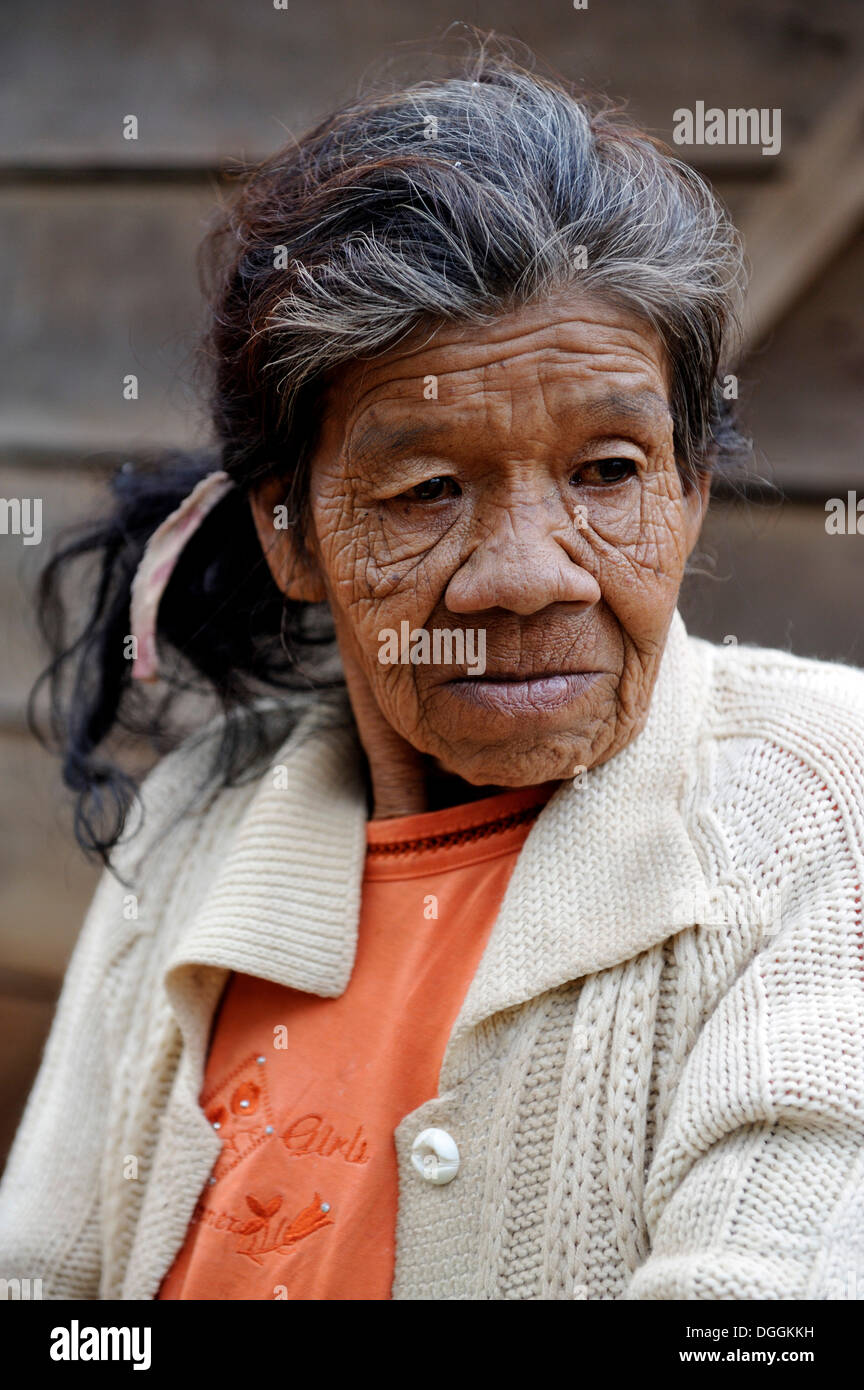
xmin=0 ymin=864 xmax=129 ymax=1299
xmin=625 ymin=1124 xmax=864 ymax=1300
xmin=624 ymin=949 xmax=864 ymax=1299
xmin=624 ymin=658 xmax=864 ymax=1301
xmin=625 ymin=842 xmax=864 ymax=1299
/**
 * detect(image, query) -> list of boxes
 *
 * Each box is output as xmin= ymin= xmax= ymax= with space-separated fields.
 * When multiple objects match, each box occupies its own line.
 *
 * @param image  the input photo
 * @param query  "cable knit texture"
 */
xmin=1 ymin=610 xmax=863 ymax=1300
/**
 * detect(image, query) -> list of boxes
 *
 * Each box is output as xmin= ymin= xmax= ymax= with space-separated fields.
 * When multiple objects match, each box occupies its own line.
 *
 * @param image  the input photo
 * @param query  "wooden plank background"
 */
xmin=1 ymin=0 xmax=862 ymax=1171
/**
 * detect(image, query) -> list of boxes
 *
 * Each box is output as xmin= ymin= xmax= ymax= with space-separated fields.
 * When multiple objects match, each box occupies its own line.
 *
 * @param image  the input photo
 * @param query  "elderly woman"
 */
xmin=1 ymin=48 xmax=862 ymax=1303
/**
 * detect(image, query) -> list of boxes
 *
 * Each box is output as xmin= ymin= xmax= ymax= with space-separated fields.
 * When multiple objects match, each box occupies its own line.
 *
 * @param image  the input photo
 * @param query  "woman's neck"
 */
xmin=356 ymin=712 xmax=510 ymax=820
xmin=338 ymin=640 xmax=508 ymax=818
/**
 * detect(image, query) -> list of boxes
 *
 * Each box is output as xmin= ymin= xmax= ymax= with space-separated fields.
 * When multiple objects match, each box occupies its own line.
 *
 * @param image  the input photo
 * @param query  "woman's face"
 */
xmin=261 ymin=293 xmax=709 ymax=788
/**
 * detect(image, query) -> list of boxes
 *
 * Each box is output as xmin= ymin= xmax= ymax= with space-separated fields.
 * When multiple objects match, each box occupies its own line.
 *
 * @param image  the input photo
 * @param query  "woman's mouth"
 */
xmin=445 ymin=670 xmax=603 ymax=716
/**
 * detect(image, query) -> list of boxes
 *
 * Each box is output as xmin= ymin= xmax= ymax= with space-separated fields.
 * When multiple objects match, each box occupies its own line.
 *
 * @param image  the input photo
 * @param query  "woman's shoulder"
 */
xmin=682 ymin=637 xmax=864 ymax=952
xmin=690 ymin=631 xmax=864 ymax=734
xmin=686 ymin=631 xmax=864 ymax=827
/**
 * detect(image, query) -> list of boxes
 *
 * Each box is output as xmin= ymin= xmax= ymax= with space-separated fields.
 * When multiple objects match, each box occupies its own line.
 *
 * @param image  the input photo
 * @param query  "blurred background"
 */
xmin=1 ymin=0 xmax=863 ymax=1170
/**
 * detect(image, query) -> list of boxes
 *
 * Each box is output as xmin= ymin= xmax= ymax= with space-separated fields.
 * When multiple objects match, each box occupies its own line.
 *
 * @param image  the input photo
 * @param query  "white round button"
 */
xmin=411 ymin=1128 xmax=460 ymax=1185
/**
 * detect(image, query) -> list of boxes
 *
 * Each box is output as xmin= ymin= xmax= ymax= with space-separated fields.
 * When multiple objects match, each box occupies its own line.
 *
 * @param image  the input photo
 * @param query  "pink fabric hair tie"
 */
xmin=128 ymin=469 xmax=235 ymax=682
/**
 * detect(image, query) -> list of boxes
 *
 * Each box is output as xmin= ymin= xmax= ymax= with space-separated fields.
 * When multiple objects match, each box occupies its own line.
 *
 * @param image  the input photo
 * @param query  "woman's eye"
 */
xmin=572 ymin=458 xmax=637 ymax=486
xmin=402 ymin=476 xmax=460 ymax=502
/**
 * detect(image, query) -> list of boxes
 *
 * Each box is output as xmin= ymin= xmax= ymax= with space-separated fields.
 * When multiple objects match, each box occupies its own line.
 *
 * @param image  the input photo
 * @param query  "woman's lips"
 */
xmin=446 ymin=670 xmax=603 ymax=716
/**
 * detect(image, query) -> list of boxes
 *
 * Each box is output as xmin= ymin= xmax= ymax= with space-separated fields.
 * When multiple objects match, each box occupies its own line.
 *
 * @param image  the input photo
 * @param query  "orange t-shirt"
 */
xmin=157 ymin=781 xmax=556 ymax=1301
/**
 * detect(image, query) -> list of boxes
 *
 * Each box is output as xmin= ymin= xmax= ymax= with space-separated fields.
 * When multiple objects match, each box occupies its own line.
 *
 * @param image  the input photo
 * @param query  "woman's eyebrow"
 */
xmin=348 ymin=421 xmax=449 ymax=465
xmin=566 ymin=390 xmax=672 ymax=429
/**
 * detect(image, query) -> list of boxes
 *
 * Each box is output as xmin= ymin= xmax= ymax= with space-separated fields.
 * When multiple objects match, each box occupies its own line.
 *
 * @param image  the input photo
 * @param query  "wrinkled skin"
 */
xmin=251 ymin=294 xmax=710 ymax=817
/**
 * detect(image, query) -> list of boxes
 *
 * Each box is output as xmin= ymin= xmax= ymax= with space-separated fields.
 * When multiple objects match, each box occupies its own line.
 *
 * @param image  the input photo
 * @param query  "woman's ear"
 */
xmin=248 ymin=474 xmax=327 ymax=603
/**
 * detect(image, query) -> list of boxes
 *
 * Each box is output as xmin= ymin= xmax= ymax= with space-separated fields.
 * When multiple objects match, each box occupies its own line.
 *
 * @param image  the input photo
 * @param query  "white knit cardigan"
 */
xmin=2 ymin=610 xmax=864 ymax=1300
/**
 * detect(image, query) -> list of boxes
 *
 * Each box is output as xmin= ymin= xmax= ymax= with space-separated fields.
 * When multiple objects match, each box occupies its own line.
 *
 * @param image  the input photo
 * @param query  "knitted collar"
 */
xmin=165 ymin=608 xmax=714 ymax=1088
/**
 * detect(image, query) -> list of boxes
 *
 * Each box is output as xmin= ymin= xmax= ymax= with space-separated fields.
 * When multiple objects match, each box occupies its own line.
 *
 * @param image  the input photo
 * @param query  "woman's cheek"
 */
xmin=347 ymin=513 xmax=464 ymax=611
xmin=369 ymin=507 xmax=462 ymax=571
xmin=576 ymin=479 xmax=644 ymax=550
xmin=597 ymin=478 xmax=689 ymax=579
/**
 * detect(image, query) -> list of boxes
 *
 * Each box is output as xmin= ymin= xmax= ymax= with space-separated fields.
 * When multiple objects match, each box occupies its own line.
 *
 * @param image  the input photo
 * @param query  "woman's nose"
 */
xmin=443 ymin=507 xmax=601 ymax=617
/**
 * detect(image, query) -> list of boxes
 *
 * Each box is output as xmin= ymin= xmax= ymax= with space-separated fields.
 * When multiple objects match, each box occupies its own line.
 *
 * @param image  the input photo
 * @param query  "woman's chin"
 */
xmin=422 ymin=730 xmax=604 ymax=791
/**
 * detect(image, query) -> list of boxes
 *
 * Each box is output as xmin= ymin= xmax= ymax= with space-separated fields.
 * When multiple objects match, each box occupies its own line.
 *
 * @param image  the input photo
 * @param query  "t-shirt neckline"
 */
xmin=364 ymin=781 xmax=560 ymax=877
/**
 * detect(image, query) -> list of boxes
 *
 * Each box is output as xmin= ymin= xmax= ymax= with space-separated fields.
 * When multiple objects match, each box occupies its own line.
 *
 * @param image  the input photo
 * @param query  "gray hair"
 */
xmin=210 ymin=41 xmax=747 ymax=493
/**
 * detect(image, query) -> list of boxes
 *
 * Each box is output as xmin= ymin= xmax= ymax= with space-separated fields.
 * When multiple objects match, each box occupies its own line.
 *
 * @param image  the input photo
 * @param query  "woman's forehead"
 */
xmin=322 ymin=300 xmax=671 ymax=447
